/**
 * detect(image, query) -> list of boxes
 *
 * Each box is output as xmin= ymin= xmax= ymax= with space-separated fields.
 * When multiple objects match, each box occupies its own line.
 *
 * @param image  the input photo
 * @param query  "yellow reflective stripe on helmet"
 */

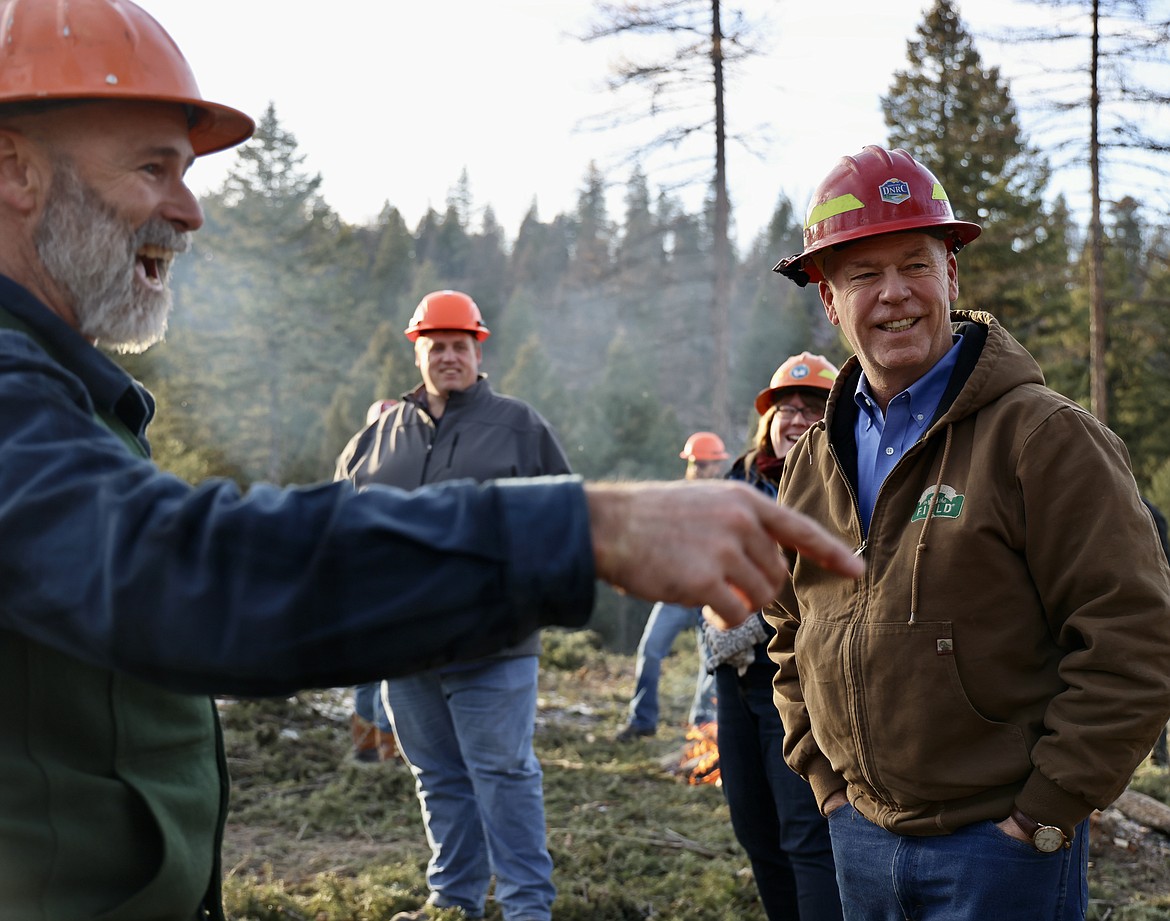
xmin=931 ymin=183 xmax=949 ymax=201
xmin=806 ymin=193 xmax=865 ymax=229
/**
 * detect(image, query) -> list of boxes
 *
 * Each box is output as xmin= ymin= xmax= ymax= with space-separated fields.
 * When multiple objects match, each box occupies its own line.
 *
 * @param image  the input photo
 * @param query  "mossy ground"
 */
xmin=219 ymin=628 xmax=1170 ymax=920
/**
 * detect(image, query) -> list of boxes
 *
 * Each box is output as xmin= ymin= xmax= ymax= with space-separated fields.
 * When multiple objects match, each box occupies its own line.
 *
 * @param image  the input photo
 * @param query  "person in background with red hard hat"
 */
xmin=0 ymin=2 xmax=865 ymax=917
xmin=334 ymin=290 xmax=569 ymax=921
xmin=613 ymin=432 xmax=728 ymax=742
xmin=702 ymin=353 xmax=843 ymax=920
xmin=764 ymin=145 xmax=1170 ymax=921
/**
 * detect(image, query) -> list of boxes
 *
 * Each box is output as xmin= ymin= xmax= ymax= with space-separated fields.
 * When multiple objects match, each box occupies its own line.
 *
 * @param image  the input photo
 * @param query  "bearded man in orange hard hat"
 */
xmin=0 ymin=2 xmax=866 ymax=917
xmin=765 ymin=145 xmax=1170 ymax=921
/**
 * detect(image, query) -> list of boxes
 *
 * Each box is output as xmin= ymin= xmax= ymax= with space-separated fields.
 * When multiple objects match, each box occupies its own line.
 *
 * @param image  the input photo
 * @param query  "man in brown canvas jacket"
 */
xmin=768 ymin=145 xmax=1170 ymax=921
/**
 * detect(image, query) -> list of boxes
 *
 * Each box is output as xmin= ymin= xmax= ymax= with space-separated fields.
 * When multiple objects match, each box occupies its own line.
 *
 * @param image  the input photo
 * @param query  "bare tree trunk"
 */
xmin=711 ymin=0 xmax=731 ymax=433
xmin=1088 ymin=0 xmax=1107 ymax=423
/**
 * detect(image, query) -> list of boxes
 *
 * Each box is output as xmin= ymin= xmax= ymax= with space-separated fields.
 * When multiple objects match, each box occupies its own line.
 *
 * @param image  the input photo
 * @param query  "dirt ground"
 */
xmin=219 ymin=655 xmax=1170 ymax=920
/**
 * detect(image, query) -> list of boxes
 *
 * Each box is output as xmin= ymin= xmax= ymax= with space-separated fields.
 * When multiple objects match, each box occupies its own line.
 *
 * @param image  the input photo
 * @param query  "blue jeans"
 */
xmin=353 ymin=681 xmax=393 ymax=731
xmin=383 ymin=656 xmax=554 ymax=921
xmin=827 ymin=803 xmax=1089 ymax=920
xmin=716 ymin=660 xmax=842 ymax=921
xmin=626 ymin=602 xmax=716 ymax=730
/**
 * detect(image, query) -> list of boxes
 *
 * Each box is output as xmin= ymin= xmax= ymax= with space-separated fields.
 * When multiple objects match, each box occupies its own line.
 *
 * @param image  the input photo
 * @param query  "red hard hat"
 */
xmin=404 ymin=290 xmax=491 ymax=342
xmin=773 ymin=146 xmax=981 ymax=287
xmin=0 ymin=0 xmax=254 ymax=156
xmin=754 ymin=352 xmax=839 ymax=415
xmin=680 ymin=431 xmax=729 ymax=462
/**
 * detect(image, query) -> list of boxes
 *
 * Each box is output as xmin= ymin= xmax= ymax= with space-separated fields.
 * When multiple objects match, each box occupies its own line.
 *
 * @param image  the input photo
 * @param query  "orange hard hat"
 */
xmin=680 ymin=431 xmax=729 ymax=463
xmin=773 ymin=145 xmax=981 ymax=287
xmin=0 ymin=0 xmax=254 ymax=156
xmin=404 ymin=290 xmax=491 ymax=342
xmin=754 ymin=352 xmax=839 ymax=415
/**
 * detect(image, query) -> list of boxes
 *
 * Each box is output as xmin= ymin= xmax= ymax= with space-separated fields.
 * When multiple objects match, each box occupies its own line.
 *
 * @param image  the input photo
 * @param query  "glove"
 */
xmin=703 ymin=612 xmax=769 ymax=674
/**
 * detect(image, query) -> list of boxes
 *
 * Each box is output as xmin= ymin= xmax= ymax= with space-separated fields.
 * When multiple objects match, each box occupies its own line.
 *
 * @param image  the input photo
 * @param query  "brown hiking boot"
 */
xmin=376 ymin=726 xmax=401 ymax=762
xmin=350 ymin=712 xmax=380 ymax=763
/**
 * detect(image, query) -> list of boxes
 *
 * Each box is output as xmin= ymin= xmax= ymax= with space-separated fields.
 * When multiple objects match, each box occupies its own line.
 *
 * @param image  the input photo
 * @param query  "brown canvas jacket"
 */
xmin=767 ymin=310 xmax=1170 ymax=838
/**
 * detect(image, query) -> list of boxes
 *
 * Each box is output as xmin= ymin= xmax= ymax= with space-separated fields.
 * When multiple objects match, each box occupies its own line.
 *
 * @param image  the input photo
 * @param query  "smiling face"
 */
xmin=818 ymin=231 xmax=959 ymax=410
xmin=768 ymin=391 xmax=828 ymax=460
xmin=19 ymin=101 xmax=203 ymax=351
xmin=415 ymin=330 xmax=482 ymax=401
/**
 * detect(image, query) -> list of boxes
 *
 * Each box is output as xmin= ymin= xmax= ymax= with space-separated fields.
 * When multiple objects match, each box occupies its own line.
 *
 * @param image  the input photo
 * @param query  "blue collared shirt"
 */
xmin=854 ymin=334 xmax=964 ymax=534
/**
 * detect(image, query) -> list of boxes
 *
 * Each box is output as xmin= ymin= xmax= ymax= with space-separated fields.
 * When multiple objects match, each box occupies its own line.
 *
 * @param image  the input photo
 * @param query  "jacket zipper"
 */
xmin=416 ymin=399 xmax=437 ymax=485
xmin=826 ymin=438 xmax=893 ymax=804
xmin=830 ymin=420 xmax=947 ymax=806
xmin=826 ymin=441 xmax=867 ymax=556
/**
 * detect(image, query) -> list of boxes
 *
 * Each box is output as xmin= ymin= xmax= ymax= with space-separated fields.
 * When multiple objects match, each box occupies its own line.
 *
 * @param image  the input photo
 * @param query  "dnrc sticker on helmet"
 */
xmin=790 ymin=364 xmax=810 ymax=380
xmin=911 ymin=485 xmax=964 ymax=522
xmin=879 ymin=178 xmax=911 ymax=205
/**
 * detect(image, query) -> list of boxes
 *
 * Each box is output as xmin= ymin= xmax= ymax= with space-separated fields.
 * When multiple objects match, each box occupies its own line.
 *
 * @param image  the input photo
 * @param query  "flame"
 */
xmin=680 ymin=721 xmax=721 ymax=786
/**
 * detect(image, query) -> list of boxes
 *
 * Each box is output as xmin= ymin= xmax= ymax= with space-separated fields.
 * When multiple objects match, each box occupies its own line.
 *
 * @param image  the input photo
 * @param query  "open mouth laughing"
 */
xmin=136 ymin=245 xmax=174 ymax=290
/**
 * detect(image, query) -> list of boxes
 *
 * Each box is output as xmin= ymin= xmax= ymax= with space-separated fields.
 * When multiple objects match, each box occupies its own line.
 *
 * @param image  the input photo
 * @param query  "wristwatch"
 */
xmin=1010 ymin=807 xmax=1068 ymax=853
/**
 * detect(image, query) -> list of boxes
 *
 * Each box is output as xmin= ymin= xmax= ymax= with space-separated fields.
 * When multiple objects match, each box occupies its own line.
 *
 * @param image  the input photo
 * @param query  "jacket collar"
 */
xmin=825 ymin=309 xmax=992 ymax=484
xmin=0 ymin=273 xmax=153 ymax=436
xmin=404 ymin=375 xmax=491 ymax=420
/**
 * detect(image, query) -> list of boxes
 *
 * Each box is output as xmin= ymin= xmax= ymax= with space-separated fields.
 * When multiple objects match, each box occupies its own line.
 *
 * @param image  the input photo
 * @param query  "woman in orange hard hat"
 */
xmin=703 ymin=353 xmax=843 ymax=921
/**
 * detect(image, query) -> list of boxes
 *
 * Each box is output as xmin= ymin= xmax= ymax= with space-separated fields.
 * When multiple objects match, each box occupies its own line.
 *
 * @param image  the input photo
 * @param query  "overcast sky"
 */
xmin=139 ymin=0 xmax=1087 ymax=249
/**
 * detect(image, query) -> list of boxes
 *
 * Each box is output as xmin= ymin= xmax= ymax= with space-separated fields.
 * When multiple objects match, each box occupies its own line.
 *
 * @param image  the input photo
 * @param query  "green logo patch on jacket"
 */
xmin=911 ymin=485 xmax=965 ymax=522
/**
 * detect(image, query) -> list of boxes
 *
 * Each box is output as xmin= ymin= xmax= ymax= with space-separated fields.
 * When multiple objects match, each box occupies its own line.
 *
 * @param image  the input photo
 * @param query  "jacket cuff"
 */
xmin=1016 ymin=771 xmax=1096 ymax=836
xmin=804 ymin=754 xmax=847 ymax=814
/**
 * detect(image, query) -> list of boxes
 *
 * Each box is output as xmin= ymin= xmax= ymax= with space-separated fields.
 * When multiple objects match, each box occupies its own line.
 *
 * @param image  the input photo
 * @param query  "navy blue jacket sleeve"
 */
xmin=0 ymin=334 xmax=595 ymax=696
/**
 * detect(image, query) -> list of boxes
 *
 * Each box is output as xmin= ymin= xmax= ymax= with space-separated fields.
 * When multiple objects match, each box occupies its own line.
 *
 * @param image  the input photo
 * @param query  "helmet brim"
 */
xmin=0 ymin=90 xmax=254 ymax=156
xmin=774 ymin=218 xmax=981 ymax=286
xmin=188 ymin=100 xmax=256 ymax=156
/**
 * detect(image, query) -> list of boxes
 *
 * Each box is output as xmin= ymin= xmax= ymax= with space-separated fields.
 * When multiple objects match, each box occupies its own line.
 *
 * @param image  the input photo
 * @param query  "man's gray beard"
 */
xmin=34 ymin=162 xmax=189 ymax=354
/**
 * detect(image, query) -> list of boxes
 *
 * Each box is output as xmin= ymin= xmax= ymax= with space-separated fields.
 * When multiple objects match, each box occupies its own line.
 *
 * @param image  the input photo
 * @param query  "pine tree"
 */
xmin=569 ymin=162 xmax=614 ymax=286
xmin=996 ymin=1 xmax=1170 ymax=423
xmin=429 ymin=202 xmax=472 ymax=282
xmin=656 ymin=189 xmax=718 ymax=435
xmin=512 ymin=202 xmax=570 ymax=292
xmin=118 ymin=349 xmax=249 ymax=485
xmin=882 ymin=0 xmax=1072 ymax=342
xmin=1097 ymin=198 xmax=1170 ymax=486
xmin=369 ymin=203 xmax=416 ymax=308
xmin=496 ymin=335 xmax=579 ymax=467
xmin=467 ymin=205 xmax=511 ymax=331
xmin=731 ymin=195 xmax=841 ymax=437
xmin=527 ymin=165 xmax=619 ymax=400
xmin=167 ymin=103 xmax=355 ymax=485
xmin=615 ymin=165 xmax=667 ymax=330
xmin=586 ymin=333 xmax=685 ymax=481
xmin=580 ymin=1 xmax=768 ymax=433
xmin=1013 ymin=195 xmax=1084 ymax=398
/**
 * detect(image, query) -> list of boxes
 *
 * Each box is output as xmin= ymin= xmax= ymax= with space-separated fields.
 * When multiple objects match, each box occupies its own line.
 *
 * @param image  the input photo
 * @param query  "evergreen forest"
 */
xmin=119 ymin=1 xmax=1170 ymax=649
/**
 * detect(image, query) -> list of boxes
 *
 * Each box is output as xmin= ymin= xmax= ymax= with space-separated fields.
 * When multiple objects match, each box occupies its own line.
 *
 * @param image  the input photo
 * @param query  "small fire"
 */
xmin=680 ymin=721 xmax=720 ymax=786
